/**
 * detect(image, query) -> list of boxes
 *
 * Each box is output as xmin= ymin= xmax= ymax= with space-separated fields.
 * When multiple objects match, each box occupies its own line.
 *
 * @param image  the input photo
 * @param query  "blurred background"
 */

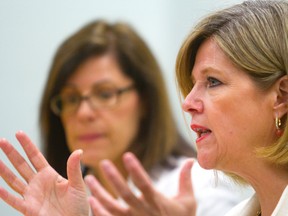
xmin=0 ymin=0 xmax=243 ymax=215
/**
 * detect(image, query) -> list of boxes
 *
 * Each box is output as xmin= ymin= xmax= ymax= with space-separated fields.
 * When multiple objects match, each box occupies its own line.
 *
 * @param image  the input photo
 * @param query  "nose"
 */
xmin=76 ymin=98 xmax=97 ymax=120
xmin=182 ymin=85 xmax=203 ymax=114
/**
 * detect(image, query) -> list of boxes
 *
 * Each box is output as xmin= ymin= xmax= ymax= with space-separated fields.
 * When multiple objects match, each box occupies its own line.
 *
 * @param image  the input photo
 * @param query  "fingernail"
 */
xmin=77 ymin=149 xmax=83 ymax=156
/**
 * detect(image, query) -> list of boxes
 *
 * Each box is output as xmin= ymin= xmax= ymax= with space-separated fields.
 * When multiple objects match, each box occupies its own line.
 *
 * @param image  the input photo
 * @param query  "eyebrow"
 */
xmin=65 ymin=79 xmax=113 ymax=86
xmin=64 ymin=80 xmax=120 ymax=91
xmin=191 ymin=66 xmax=223 ymax=82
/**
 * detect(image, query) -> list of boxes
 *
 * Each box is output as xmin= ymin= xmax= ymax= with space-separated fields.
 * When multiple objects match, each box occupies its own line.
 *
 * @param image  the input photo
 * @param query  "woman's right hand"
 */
xmin=85 ymin=152 xmax=196 ymax=216
xmin=0 ymin=131 xmax=89 ymax=216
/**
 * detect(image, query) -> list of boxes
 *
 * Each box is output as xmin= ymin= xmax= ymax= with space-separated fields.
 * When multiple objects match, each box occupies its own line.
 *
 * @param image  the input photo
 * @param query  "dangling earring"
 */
xmin=275 ymin=116 xmax=283 ymax=137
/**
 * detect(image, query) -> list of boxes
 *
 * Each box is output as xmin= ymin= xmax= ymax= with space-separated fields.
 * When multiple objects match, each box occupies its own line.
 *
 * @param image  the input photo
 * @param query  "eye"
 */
xmin=62 ymin=93 xmax=81 ymax=105
xmin=93 ymin=88 xmax=116 ymax=101
xmin=207 ymin=77 xmax=222 ymax=88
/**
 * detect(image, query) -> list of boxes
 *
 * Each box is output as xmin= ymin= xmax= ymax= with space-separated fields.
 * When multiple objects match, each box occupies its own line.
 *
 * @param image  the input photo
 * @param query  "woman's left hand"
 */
xmin=85 ymin=152 xmax=196 ymax=216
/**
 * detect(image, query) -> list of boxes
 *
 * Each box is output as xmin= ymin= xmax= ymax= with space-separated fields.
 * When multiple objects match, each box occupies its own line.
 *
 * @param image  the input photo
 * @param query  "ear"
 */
xmin=273 ymin=75 xmax=288 ymax=118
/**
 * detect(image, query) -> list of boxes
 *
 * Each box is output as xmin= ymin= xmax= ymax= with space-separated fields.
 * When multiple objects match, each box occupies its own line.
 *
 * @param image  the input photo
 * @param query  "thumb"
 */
xmin=67 ymin=149 xmax=85 ymax=190
xmin=178 ymin=159 xmax=194 ymax=196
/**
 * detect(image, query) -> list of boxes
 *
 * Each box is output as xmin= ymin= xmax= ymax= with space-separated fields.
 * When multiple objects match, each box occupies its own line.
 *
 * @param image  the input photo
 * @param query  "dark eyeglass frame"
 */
xmin=50 ymin=84 xmax=135 ymax=116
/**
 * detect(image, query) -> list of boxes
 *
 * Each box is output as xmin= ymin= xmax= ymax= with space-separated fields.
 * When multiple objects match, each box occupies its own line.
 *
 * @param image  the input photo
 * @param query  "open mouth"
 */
xmin=191 ymin=125 xmax=212 ymax=139
xmin=195 ymin=128 xmax=211 ymax=138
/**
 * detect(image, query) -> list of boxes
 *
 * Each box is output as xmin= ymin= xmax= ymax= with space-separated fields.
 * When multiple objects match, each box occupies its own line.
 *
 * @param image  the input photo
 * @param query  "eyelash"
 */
xmin=207 ymin=77 xmax=222 ymax=88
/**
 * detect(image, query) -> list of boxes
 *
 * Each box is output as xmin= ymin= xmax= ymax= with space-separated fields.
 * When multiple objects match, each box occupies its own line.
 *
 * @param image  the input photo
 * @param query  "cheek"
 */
xmin=109 ymin=97 xmax=142 ymax=146
xmin=209 ymin=97 xmax=271 ymax=151
xmin=206 ymin=97 xmax=247 ymax=148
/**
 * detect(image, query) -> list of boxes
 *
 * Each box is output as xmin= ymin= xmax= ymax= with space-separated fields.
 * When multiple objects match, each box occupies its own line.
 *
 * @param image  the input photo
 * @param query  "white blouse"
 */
xmin=225 ymin=186 xmax=288 ymax=216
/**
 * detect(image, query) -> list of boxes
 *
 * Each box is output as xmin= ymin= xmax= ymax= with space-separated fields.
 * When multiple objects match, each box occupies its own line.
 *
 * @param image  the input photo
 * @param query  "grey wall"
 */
xmin=0 ymin=1 xmax=243 ymax=215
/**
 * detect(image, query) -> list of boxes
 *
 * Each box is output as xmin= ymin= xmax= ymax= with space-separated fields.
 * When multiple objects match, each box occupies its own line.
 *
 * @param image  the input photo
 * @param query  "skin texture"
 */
xmin=0 ymin=132 xmax=196 ymax=216
xmin=182 ymin=38 xmax=288 ymax=216
xmin=182 ymin=38 xmax=276 ymax=172
xmin=0 ymin=131 xmax=89 ymax=216
xmin=61 ymin=54 xmax=142 ymax=171
xmin=85 ymin=153 xmax=196 ymax=216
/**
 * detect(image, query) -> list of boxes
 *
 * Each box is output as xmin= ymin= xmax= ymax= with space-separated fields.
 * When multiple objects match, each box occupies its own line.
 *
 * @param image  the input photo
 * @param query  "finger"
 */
xmin=122 ymin=153 xmax=155 ymax=201
xmin=88 ymin=196 xmax=113 ymax=216
xmin=85 ymin=175 xmax=128 ymax=215
xmin=178 ymin=159 xmax=194 ymax=196
xmin=100 ymin=160 xmax=141 ymax=209
xmin=66 ymin=149 xmax=85 ymax=190
xmin=0 ymin=138 xmax=35 ymax=182
xmin=16 ymin=131 xmax=49 ymax=171
xmin=85 ymin=175 xmax=117 ymax=204
xmin=0 ymin=186 xmax=26 ymax=214
xmin=0 ymin=160 xmax=26 ymax=194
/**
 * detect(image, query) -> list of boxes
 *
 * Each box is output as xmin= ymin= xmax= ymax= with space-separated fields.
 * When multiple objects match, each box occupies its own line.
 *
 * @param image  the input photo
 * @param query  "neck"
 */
xmin=232 ymin=160 xmax=288 ymax=216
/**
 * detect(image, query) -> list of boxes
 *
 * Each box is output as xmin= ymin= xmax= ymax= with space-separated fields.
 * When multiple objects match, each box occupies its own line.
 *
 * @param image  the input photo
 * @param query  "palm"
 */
xmin=0 ymin=131 xmax=89 ymax=216
xmin=20 ymin=167 xmax=85 ymax=216
xmin=85 ymin=152 xmax=196 ymax=216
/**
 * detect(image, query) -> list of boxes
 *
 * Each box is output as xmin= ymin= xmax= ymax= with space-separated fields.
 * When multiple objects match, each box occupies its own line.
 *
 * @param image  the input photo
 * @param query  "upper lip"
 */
xmin=190 ymin=124 xmax=211 ymax=138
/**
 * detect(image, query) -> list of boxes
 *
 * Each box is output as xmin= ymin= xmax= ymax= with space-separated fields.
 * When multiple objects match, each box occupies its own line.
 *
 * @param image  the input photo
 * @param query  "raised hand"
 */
xmin=85 ymin=152 xmax=196 ymax=216
xmin=0 ymin=131 xmax=89 ymax=216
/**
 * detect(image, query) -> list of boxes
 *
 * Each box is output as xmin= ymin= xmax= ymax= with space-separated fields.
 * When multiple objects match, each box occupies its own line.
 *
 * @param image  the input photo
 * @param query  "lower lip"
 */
xmin=196 ymin=133 xmax=210 ymax=143
xmin=78 ymin=134 xmax=103 ymax=142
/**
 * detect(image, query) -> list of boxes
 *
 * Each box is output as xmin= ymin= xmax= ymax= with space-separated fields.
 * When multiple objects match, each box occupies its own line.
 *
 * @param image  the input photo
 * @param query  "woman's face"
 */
xmin=60 ymin=54 xmax=143 ymax=169
xmin=182 ymin=38 xmax=276 ymax=173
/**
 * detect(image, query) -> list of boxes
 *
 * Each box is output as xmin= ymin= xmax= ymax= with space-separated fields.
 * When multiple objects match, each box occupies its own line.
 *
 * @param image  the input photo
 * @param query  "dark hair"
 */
xmin=40 ymin=20 xmax=196 ymax=177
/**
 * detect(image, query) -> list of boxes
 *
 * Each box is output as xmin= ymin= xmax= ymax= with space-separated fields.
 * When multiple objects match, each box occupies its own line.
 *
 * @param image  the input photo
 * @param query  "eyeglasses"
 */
xmin=50 ymin=83 xmax=135 ymax=116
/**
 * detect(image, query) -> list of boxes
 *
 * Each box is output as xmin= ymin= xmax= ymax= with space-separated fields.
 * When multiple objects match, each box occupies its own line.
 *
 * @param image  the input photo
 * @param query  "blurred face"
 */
xmin=182 ymin=38 xmax=276 ymax=172
xmin=60 ymin=54 xmax=142 ymax=169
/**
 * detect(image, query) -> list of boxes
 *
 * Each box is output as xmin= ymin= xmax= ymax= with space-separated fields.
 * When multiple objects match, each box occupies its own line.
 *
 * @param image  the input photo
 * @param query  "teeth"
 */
xmin=196 ymin=128 xmax=208 ymax=133
xmin=201 ymin=131 xmax=210 ymax=135
xmin=195 ymin=128 xmax=211 ymax=137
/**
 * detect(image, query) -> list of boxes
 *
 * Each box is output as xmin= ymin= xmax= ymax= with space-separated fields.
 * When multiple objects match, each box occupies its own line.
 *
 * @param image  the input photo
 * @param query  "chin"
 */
xmin=81 ymin=155 xmax=101 ymax=167
xmin=197 ymin=154 xmax=217 ymax=170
